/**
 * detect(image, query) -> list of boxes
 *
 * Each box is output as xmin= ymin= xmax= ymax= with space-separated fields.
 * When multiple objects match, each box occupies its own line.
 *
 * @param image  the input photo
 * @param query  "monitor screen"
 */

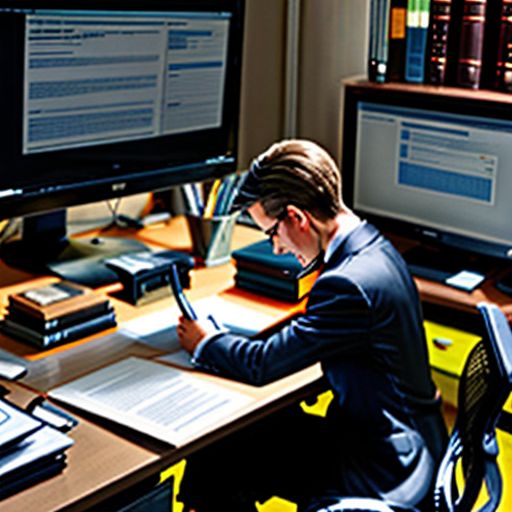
xmin=342 ymin=83 xmax=512 ymax=265
xmin=0 ymin=0 xmax=244 ymax=218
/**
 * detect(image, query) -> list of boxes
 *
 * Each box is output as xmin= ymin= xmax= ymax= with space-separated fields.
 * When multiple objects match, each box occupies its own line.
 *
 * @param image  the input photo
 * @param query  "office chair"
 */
xmin=310 ymin=302 xmax=512 ymax=512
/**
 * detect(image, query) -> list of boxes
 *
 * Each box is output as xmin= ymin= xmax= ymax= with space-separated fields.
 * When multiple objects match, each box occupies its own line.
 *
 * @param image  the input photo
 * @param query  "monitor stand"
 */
xmin=0 ymin=210 xmax=149 ymax=287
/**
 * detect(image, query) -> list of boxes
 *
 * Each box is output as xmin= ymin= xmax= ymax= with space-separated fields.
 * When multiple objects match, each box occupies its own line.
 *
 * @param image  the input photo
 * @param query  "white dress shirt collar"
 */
xmin=324 ymin=214 xmax=362 ymax=263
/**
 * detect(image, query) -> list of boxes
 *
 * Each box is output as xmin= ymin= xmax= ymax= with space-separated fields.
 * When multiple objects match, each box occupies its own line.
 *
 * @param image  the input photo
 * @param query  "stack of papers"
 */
xmin=0 ymin=398 xmax=73 ymax=499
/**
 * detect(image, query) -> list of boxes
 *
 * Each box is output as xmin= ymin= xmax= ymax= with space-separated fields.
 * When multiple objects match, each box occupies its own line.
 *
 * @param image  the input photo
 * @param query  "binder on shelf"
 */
xmin=426 ymin=0 xmax=454 ymax=84
xmin=368 ymin=0 xmax=392 ymax=82
xmin=455 ymin=0 xmax=488 ymax=88
xmin=232 ymin=240 xmax=320 ymax=302
xmin=405 ymin=0 xmax=431 ymax=83
xmin=387 ymin=0 xmax=408 ymax=81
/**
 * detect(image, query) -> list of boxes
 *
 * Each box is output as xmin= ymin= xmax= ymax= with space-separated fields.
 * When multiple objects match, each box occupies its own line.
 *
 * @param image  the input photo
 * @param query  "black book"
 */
xmin=232 ymin=240 xmax=304 ymax=278
xmin=236 ymin=268 xmax=300 ymax=294
xmin=232 ymin=240 xmax=320 ymax=301
xmin=387 ymin=0 xmax=408 ymax=81
xmin=1 ymin=310 xmax=117 ymax=348
xmin=7 ymin=300 xmax=113 ymax=333
xmin=235 ymin=275 xmax=301 ymax=302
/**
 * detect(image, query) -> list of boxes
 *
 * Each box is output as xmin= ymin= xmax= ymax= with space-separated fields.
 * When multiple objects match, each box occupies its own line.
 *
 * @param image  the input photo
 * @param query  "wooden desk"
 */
xmin=0 ymin=218 xmax=323 ymax=511
xmin=2 ymin=218 xmax=510 ymax=510
xmin=386 ymin=233 xmax=512 ymax=323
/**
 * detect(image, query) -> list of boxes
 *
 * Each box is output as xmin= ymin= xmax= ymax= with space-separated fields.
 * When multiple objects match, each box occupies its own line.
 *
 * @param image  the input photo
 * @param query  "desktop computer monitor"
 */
xmin=341 ymin=83 xmax=512 ymax=285
xmin=0 ymin=0 xmax=244 ymax=285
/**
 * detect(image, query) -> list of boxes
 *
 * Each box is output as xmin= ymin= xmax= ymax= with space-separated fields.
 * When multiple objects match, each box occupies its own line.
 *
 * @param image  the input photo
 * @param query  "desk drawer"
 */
xmin=424 ymin=320 xmax=481 ymax=406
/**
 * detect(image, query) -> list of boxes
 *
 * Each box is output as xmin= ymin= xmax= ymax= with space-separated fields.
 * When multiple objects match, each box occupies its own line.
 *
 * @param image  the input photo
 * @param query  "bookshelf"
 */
xmin=345 ymin=78 xmax=512 ymax=105
xmin=370 ymin=1 xmax=512 ymax=91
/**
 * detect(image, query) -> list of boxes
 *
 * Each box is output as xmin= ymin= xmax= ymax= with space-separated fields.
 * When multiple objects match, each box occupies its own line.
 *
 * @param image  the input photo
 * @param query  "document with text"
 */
xmin=48 ymin=357 xmax=251 ymax=446
xmin=121 ymin=295 xmax=280 ymax=368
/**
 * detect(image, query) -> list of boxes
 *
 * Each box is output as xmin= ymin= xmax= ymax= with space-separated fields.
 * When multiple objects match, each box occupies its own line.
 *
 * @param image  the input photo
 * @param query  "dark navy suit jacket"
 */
xmin=193 ymin=222 xmax=447 ymax=504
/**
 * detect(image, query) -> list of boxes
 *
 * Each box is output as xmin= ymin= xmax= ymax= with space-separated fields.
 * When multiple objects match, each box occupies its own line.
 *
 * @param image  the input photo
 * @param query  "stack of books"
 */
xmin=0 ymin=396 xmax=73 ymax=499
xmin=1 ymin=281 xmax=116 ymax=348
xmin=232 ymin=240 xmax=320 ymax=303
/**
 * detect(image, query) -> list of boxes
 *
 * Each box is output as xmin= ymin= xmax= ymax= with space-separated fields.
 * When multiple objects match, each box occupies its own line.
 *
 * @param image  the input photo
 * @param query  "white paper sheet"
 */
xmin=49 ymin=357 xmax=251 ymax=446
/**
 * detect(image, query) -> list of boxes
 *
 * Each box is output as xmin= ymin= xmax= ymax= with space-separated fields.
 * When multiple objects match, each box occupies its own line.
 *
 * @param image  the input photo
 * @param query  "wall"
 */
xmin=297 ymin=0 xmax=369 ymax=161
xmin=237 ymin=0 xmax=287 ymax=169
xmin=238 ymin=0 xmax=369 ymax=165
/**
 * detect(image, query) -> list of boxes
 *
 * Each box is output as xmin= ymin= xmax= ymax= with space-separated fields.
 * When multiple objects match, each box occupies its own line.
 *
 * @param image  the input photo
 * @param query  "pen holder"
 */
xmin=186 ymin=213 xmax=237 ymax=266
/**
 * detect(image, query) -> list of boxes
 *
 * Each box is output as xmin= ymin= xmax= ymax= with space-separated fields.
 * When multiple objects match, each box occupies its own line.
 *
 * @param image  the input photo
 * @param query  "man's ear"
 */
xmin=286 ymin=205 xmax=309 ymax=231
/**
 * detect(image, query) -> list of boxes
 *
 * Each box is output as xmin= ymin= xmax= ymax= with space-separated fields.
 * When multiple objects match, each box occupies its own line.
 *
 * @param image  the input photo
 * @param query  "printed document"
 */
xmin=49 ymin=357 xmax=251 ymax=446
xmin=121 ymin=295 xmax=280 ymax=368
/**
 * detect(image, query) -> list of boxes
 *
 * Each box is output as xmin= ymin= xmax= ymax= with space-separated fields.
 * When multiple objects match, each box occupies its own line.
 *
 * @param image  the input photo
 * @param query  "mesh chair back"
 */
xmin=434 ymin=303 xmax=512 ymax=512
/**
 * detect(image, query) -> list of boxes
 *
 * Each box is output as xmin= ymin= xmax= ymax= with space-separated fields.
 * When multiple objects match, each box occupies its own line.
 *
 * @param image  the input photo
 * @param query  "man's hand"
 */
xmin=177 ymin=316 xmax=212 ymax=353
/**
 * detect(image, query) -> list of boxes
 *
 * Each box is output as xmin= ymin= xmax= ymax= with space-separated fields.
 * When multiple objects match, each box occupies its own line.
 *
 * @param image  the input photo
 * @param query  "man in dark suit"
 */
xmin=177 ymin=140 xmax=447 ymax=511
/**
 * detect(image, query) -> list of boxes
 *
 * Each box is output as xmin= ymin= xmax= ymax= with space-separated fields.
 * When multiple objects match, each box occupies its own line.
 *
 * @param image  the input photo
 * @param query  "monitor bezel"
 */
xmin=0 ymin=0 xmax=244 ymax=218
xmin=341 ymin=82 xmax=512 ymax=262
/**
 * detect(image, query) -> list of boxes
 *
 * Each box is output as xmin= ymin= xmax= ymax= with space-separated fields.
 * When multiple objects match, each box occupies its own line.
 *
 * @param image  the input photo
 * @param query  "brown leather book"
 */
xmin=8 ymin=281 xmax=109 ymax=321
xmin=426 ymin=0 xmax=454 ymax=84
xmin=494 ymin=0 xmax=512 ymax=90
xmin=456 ymin=0 xmax=488 ymax=88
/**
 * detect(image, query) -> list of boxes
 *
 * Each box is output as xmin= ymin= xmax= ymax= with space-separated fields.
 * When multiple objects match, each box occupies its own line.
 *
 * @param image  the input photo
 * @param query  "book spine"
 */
xmin=235 ymin=277 xmax=298 ymax=302
xmin=405 ymin=0 xmax=431 ymax=83
xmin=232 ymin=245 xmax=301 ymax=274
xmin=387 ymin=0 xmax=408 ymax=81
xmin=495 ymin=0 xmax=512 ymax=90
xmin=456 ymin=0 xmax=488 ymax=88
xmin=236 ymin=269 xmax=297 ymax=294
xmin=369 ymin=0 xmax=392 ymax=82
xmin=426 ymin=0 xmax=453 ymax=84
xmin=8 ymin=300 xmax=111 ymax=331
xmin=41 ymin=312 xmax=117 ymax=346
xmin=235 ymin=259 xmax=296 ymax=280
xmin=4 ymin=312 xmax=116 ymax=347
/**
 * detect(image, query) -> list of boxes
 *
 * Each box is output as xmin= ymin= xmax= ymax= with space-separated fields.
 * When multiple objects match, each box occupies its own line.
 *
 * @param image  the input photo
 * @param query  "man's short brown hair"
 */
xmin=232 ymin=139 xmax=343 ymax=220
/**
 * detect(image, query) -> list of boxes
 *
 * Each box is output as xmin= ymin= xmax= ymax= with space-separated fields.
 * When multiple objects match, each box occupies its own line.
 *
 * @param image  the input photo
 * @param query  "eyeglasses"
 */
xmin=263 ymin=211 xmax=287 ymax=240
